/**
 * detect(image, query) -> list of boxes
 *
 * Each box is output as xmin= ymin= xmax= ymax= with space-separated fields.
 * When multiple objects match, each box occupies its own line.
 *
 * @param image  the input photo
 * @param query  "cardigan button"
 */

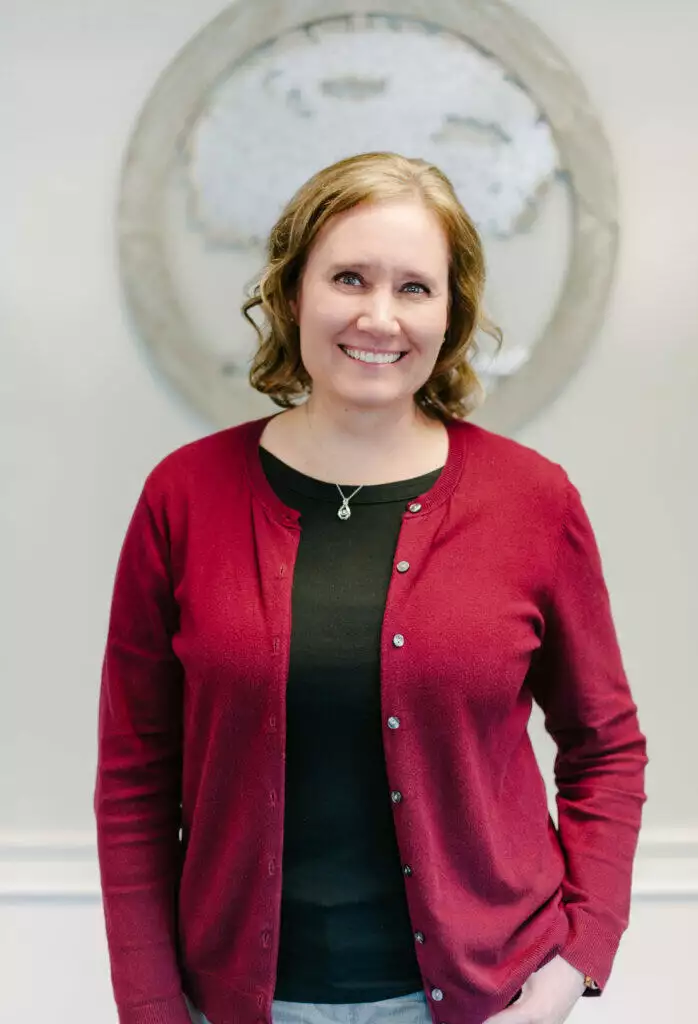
xmin=393 ymin=633 xmax=405 ymax=647
xmin=390 ymin=790 xmax=402 ymax=804
xmin=431 ymin=988 xmax=444 ymax=1001
xmin=408 ymin=502 xmax=422 ymax=513
xmin=403 ymin=864 xmax=413 ymax=877
xmin=396 ymin=560 xmax=410 ymax=572
xmin=414 ymin=931 xmax=425 ymax=943
xmin=387 ymin=716 xmax=400 ymax=729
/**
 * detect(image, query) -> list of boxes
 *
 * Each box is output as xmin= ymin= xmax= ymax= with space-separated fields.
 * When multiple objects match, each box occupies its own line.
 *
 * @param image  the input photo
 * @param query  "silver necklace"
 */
xmin=335 ymin=483 xmax=364 ymax=520
xmin=302 ymin=406 xmax=365 ymax=520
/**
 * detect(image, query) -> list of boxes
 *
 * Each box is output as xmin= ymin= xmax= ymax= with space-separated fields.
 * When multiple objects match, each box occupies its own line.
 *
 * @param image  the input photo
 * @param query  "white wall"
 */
xmin=2 ymin=0 xmax=697 ymax=1021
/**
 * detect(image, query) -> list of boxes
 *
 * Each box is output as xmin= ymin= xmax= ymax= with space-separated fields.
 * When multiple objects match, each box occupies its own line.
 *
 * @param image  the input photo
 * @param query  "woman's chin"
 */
xmin=327 ymin=380 xmax=413 ymax=409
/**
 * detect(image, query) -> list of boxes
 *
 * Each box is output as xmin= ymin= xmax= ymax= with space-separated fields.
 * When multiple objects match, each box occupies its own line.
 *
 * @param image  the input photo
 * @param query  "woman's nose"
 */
xmin=356 ymin=292 xmax=401 ymax=335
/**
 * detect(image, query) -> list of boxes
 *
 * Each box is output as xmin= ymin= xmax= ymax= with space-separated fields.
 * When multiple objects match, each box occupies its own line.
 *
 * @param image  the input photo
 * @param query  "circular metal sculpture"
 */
xmin=117 ymin=0 xmax=619 ymax=433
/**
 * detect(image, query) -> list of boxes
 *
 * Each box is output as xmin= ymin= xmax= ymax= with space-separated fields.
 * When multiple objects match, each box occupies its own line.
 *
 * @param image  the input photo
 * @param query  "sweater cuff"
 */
xmin=117 ymin=994 xmax=192 ymax=1024
xmin=558 ymin=907 xmax=622 ymax=994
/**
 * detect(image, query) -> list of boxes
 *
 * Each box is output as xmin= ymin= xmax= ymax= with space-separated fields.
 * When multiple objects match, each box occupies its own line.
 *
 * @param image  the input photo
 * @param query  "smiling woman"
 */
xmin=95 ymin=150 xmax=646 ymax=1024
xmin=291 ymin=199 xmax=453 ymax=406
xmin=244 ymin=150 xmax=502 ymax=424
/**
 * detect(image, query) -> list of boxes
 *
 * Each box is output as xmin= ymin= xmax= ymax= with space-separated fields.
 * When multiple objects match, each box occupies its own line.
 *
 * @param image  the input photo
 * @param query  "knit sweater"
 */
xmin=94 ymin=413 xmax=648 ymax=1024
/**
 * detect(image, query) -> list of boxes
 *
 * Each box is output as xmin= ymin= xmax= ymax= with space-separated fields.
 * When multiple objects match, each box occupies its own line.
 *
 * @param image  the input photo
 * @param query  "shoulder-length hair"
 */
xmin=242 ymin=151 xmax=502 ymax=422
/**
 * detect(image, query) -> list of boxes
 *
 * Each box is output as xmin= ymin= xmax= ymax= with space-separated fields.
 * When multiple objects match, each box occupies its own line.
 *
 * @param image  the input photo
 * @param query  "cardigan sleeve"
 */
xmin=93 ymin=481 xmax=191 ymax=1024
xmin=528 ymin=475 xmax=648 ymax=993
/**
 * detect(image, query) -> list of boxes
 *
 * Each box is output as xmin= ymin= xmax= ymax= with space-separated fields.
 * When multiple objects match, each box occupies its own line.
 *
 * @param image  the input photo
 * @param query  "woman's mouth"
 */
xmin=339 ymin=345 xmax=407 ymax=366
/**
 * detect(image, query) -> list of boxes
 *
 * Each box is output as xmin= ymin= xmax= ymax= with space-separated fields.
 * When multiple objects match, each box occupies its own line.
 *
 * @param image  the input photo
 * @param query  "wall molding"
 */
xmin=629 ymin=827 xmax=698 ymax=898
xmin=1 ymin=827 xmax=697 ymax=901
xmin=0 ymin=831 xmax=99 ymax=900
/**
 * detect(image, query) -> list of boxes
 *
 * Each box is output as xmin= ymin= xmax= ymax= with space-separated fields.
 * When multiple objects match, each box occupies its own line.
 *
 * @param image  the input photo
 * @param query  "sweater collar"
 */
xmin=242 ymin=412 xmax=471 ymax=527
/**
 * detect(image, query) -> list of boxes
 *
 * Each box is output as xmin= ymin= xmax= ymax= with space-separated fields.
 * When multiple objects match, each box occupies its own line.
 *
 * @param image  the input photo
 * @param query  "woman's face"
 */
xmin=291 ymin=199 xmax=451 ymax=413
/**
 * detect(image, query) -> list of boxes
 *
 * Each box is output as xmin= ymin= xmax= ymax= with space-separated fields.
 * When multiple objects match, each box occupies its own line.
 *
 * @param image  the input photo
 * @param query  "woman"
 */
xmin=94 ymin=152 xmax=648 ymax=1024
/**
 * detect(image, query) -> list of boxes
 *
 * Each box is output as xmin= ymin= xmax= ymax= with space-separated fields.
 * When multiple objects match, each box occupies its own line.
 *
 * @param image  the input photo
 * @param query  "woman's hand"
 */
xmin=483 ymin=955 xmax=587 ymax=1023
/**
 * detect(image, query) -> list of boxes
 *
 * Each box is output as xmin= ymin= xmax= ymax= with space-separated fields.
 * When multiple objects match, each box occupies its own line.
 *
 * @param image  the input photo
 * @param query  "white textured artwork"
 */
xmin=118 ymin=0 xmax=619 ymax=434
xmin=186 ymin=20 xmax=558 ymax=245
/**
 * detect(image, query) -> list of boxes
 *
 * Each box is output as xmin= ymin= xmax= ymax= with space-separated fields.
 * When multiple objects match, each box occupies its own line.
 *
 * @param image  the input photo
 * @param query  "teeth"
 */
xmin=343 ymin=347 xmax=402 ymax=364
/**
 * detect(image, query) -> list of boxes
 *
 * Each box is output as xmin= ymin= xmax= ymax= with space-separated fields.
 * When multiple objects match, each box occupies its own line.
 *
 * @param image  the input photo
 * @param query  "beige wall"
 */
xmin=2 ymin=0 xmax=696 ymax=1020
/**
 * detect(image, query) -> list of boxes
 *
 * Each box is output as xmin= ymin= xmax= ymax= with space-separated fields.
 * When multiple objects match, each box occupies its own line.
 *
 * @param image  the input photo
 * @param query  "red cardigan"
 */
xmin=94 ymin=414 xmax=647 ymax=1024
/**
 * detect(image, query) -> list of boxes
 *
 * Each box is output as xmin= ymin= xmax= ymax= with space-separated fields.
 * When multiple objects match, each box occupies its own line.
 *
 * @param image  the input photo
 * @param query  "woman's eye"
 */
xmin=335 ymin=272 xmax=362 ymax=286
xmin=334 ymin=272 xmax=429 ymax=294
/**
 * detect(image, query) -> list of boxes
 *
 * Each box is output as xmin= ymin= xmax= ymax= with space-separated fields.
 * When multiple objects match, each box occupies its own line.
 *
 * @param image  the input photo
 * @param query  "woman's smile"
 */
xmin=339 ymin=344 xmax=408 ymax=366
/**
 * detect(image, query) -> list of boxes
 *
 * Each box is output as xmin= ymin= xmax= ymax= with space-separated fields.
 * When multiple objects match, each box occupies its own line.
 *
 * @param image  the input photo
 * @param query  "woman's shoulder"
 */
xmin=141 ymin=416 xmax=267 ymax=501
xmin=457 ymin=418 xmax=566 ymax=476
xmin=454 ymin=418 xmax=571 ymax=507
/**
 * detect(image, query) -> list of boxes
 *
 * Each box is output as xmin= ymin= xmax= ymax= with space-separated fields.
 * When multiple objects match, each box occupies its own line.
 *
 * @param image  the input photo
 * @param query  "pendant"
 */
xmin=338 ymin=502 xmax=351 ymax=520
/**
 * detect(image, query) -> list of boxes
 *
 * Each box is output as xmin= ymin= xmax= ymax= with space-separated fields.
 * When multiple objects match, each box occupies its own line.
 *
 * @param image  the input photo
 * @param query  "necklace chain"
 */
xmin=304 ymin=404 xmax=367 ymax=521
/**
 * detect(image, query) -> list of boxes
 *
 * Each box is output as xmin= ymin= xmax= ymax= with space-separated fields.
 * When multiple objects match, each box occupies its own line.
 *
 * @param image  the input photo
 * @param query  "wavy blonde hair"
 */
xmin=242 ymin=151 xmax=501 ymax=422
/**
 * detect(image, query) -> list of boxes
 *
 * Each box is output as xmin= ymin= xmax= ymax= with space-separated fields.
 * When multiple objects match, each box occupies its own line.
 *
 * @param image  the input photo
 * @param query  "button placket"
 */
xmin=387 ymin=630 xmax=432 ymax=968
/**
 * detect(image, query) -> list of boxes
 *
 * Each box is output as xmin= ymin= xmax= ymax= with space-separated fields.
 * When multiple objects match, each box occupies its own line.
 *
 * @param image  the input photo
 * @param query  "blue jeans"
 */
xmin=185 ymin=990 xmax=431 ymax=1024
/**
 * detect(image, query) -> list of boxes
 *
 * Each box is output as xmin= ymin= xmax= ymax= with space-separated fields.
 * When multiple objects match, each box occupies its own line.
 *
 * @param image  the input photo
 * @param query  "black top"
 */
xmin=258 ymin=445 xmax=444 ymax=1004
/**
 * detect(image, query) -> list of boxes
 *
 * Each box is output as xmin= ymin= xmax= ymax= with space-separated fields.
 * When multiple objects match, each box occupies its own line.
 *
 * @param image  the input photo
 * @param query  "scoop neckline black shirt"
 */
xmin=257 ymin=445 xmax=445 ymax=1003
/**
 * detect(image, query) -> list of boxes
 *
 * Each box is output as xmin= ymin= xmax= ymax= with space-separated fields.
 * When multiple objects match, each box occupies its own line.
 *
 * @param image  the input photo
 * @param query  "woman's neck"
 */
xmin=260 ymin=401 xmax=448 ymax=485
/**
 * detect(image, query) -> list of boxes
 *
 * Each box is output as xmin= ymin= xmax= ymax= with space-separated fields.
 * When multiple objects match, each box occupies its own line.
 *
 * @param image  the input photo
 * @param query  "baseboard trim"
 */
xmin=629 ymin=828 xmax=698 ymax=898
xmin=0 ymin=832 xmax=99 ymax=899
xmin=1 ymin=827 xmax=697 ymax=900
